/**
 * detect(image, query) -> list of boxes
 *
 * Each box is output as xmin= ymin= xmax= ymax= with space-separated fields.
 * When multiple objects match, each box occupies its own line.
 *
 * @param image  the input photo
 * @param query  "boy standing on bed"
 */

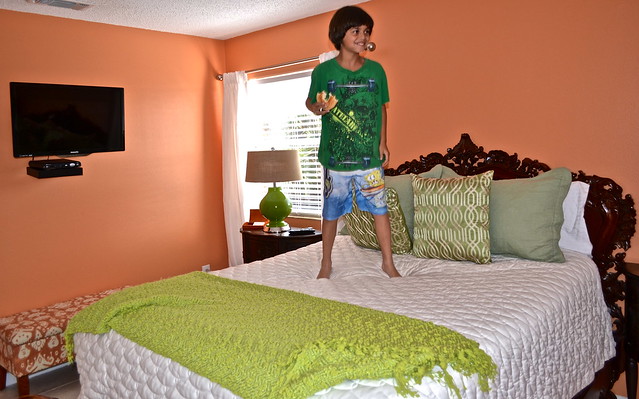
xmin=305 ymin=5 xmax=400 ymax=279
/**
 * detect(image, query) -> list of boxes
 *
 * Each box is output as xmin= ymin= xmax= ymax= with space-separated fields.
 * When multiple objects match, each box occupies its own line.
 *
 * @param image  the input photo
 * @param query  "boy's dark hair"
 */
xmin=328 ymin=6 xmax=374 ymax=50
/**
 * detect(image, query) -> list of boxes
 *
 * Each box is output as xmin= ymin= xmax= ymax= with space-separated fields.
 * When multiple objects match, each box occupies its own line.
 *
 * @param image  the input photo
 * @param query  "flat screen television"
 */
xmin=10 ymin=82 xmax=125 ymax=158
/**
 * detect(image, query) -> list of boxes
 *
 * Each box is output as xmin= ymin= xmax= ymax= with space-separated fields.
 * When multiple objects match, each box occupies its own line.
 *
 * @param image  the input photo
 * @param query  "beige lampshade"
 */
xmin=245 ymin=149 xmax=302 ymax=183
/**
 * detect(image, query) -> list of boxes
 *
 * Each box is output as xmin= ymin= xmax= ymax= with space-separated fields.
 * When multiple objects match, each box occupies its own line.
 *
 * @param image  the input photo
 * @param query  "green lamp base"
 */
xmin=259 ymin=186 xmax=292 ymax=233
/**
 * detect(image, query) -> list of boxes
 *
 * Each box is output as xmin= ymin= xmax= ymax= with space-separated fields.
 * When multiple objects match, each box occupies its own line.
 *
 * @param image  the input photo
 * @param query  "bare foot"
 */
xmin=382 ymin=262 xmax=402 ymax=278
xmin=317 ymin=259 xmax=332 ymax=279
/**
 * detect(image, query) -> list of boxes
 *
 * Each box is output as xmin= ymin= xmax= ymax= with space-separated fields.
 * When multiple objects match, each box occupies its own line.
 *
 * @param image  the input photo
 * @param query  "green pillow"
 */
xmin=412 ymin=171 xmax=493 ymax=264
xmin=440 ymin=165 xmax=461 ymax=178
xmin=439 ymin=166 xmax=572 ymax=262
xmin=385 ymin=164 xmax=444 ymax=238
xmin=489 ymin=167 xmax=572 ymax=262
xmin=344 ymin=188 xmax=412 ymax=254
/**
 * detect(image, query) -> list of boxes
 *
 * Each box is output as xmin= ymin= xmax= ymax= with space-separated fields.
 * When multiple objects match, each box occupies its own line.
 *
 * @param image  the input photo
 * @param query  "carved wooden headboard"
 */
xmin=385 ymin=133 xmax=636 ymax=396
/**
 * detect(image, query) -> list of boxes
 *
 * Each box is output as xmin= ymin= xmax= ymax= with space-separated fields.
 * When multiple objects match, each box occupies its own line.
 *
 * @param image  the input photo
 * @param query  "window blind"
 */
xmin=245 ymin=71 xmax=323 ymax=218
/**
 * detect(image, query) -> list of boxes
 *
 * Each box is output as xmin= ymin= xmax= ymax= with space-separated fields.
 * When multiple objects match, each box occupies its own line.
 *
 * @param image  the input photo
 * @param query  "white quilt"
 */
xmin=73 ymin=236 xmax=615 ymax=399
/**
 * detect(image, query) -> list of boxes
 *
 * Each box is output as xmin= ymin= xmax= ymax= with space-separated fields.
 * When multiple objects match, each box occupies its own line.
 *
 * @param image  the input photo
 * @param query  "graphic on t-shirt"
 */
xmin=327 ymin=79 xmax=377 ymax=94
xmin=321 ymin=77 xmax=379 ymax=168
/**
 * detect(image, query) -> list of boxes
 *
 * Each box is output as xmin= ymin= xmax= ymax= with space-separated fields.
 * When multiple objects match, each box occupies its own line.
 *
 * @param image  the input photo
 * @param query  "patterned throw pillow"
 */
xmin=438 ymin=166 xmax=573 ymax=262
xmin=412 ymin=171 xmax=494 ymax=264
xmin=344 ymin=188 xmax=412 ymax=254
xmin=385 ymin=164 xmax=445 ymax=239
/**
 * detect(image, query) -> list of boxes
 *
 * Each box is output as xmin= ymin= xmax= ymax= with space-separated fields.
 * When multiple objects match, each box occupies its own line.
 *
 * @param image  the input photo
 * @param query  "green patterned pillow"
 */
xmin=412 ymin=171 xmax=494 ymax=264
xmin=430 ymin=166 xmax=572 ymax=262
xmin=385 ymin=164 xmax=445 ymax=239
xmin=344 ymin=188 xmax=412 ymax=254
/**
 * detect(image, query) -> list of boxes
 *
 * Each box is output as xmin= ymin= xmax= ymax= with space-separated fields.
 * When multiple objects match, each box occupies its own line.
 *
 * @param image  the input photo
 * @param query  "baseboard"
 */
xmin=4 ymin=363 xmax=68 ymax=386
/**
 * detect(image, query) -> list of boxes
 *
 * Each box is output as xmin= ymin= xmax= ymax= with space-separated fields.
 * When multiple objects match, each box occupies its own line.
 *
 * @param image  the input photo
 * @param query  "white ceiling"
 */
xmin=0 ymin=0 xmax=368 ymax=40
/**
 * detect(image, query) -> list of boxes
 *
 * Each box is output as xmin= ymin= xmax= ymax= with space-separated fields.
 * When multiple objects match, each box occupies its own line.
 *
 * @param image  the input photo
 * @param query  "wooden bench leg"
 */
xmin=17 ymin=375 xmax=30 ymax=396
xmin=0 ymin=365 xmax=6 ymax=390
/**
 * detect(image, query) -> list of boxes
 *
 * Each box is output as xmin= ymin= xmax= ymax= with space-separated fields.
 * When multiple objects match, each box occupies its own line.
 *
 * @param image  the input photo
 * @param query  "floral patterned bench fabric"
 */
xmin=0 ymin=288 xmax=122 ymax=379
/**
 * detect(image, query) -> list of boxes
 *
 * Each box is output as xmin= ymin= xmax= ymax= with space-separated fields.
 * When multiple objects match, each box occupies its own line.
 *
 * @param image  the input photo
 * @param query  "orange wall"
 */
xmin=226 ymin=0 xmax=639 ymax=262
xmin=0 ymin=10 xmax=227 ymax=315
xmin=0 ymin=2 xmax=635 ymax=306
xmin=0 ymin=1 xmax=636 ymax=394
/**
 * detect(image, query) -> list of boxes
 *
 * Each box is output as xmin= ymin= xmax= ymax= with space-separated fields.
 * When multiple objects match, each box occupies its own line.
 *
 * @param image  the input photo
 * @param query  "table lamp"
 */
xmin=245 ymin=149 xmax=302 ymax=233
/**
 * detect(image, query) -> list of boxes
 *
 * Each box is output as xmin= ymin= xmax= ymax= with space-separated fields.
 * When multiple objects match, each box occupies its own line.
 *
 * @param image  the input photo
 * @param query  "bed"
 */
xmin=66 ymin=134 xmax=636 ymax=399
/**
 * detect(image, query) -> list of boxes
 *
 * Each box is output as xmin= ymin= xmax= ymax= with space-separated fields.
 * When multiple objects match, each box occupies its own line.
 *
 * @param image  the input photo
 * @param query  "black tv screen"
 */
xmin=10 ymin=82 xmax=125 ymax=158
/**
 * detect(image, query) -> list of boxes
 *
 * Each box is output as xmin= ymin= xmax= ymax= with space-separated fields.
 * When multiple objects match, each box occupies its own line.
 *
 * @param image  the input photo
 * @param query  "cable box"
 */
xmin=29 ymin=158 xmax=82 ymax=170
xmin=27 ymin=166 xmax=83 ymax=178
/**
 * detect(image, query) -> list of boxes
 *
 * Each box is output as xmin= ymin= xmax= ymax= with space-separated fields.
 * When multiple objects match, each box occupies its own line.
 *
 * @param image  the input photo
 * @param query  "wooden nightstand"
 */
xmin=626 ymin=262 xmax=639 ymax=399
xmin=240 ymin=229 xmax=322 ymax=263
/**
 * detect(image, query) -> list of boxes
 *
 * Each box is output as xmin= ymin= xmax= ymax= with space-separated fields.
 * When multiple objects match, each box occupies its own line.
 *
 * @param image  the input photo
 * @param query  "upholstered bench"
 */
xmin=0 ymin=288 xmax=122 ymax=396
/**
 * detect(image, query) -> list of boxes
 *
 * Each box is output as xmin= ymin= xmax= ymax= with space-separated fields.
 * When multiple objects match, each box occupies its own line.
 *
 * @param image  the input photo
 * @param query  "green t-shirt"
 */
xmin=308 ymin=58 xmax=389 ymax=171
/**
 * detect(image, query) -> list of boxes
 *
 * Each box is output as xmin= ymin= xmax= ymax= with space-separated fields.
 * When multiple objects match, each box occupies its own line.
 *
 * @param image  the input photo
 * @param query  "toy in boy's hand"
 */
xmin=316 ymin=91 xmax=338 ymax=111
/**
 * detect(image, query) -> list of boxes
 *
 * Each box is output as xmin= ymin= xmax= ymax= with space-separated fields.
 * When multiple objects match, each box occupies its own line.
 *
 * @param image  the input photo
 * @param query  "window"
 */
xmin=242 ymin=71 xmax=323 ymax=218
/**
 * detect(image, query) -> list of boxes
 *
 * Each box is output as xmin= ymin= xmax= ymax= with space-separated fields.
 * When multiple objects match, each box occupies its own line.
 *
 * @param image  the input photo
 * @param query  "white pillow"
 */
xmin=559 ymin=181 xmax=592 ymax=255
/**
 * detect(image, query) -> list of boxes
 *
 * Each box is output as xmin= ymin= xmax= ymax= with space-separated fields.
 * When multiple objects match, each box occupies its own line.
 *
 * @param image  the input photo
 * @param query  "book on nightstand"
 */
xmin=242 ymin=209 xmax=268 ymax=230
xmin=242 ymin=221 xmax=266 ymax=230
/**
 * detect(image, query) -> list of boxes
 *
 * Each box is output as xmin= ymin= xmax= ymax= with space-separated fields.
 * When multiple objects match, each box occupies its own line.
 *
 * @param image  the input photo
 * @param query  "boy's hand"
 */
xmin=306 ymin=97 xmax=328 ymax=116
xmin=315 ymin=91 xmax=338 ymax=115
xmin=380 ymin=144 xmax=390 ymax=168
xmin=313 ymin=101 xmax=329 ymax=115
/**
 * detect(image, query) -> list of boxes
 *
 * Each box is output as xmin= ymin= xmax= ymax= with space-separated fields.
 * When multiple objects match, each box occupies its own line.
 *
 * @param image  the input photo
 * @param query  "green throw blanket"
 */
xmin=66 ymin=272 xmax=496 ymax=399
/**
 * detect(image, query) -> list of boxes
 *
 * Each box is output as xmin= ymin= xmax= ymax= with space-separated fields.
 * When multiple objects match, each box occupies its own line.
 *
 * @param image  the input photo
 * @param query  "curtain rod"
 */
xmin=215 ymin=56 xmax=319 ymax=81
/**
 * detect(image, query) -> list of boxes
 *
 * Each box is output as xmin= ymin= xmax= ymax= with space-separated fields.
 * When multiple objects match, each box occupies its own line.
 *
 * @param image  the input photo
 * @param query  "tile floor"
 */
xmin=0 ymin=365 xmax=80 ymax=399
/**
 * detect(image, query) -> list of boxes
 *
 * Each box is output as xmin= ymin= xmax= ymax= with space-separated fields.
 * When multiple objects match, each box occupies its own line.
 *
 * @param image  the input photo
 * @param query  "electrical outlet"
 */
xmin=201 ymin=264 xmax=211 ymax=273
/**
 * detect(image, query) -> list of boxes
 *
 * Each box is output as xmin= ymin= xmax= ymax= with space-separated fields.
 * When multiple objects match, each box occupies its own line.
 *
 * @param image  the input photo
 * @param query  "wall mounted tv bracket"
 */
xmin=328 ymin=156 xmax=372 ymax=168
xmin=327 ymin=79 xmax=376 ymax=93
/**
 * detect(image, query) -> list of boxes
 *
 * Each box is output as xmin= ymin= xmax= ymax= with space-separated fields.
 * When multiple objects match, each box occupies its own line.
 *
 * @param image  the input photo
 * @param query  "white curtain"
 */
xmin=222 ymin=71 xmax=248 ymax=266
xmin=221 ymin=54 xmax=335 ymax=266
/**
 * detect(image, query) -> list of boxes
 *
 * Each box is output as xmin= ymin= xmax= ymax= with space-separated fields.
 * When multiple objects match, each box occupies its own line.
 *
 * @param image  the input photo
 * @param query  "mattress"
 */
xmin=73 ymin=236 xmax=615 ymax=399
